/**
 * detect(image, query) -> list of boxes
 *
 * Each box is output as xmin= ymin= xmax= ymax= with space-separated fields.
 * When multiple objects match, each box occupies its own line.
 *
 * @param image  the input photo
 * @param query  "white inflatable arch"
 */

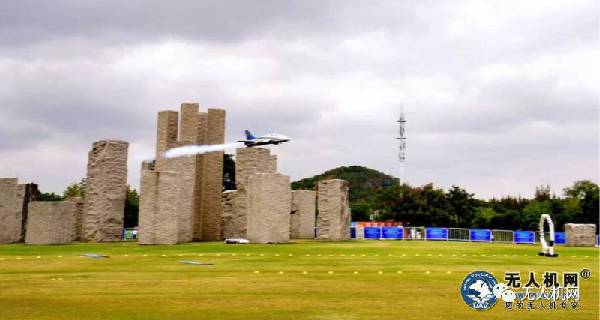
xmin=538 ymin=214 xmax=559 ymax=257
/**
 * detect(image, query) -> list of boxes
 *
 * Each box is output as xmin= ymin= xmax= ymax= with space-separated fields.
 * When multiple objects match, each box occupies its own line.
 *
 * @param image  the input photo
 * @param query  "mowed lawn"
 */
xmin=0 ymin=240 xmax=598 ymax=320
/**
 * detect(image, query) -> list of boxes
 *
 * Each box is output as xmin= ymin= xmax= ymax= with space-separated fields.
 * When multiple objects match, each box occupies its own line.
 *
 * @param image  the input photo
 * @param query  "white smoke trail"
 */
xmin=164 ymin=142 xmax=245 ymax=158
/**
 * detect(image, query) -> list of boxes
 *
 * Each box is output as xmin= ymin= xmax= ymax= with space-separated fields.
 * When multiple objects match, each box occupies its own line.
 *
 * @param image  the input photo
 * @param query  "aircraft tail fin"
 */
xmin=244 ymin=130 xmax=256 ymax=140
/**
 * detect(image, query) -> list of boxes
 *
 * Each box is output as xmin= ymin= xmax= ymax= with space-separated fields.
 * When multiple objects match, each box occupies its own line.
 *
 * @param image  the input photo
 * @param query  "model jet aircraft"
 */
xmin=238 ymin=130 xmax=290 ymax=147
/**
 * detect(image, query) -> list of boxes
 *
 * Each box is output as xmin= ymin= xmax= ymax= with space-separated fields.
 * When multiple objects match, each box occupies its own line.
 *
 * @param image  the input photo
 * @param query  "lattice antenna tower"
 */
xmin=397 ymin=106 xmax=407 ymax=186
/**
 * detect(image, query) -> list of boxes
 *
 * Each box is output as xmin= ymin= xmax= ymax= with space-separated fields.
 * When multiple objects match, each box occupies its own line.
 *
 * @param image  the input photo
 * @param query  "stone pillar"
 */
xmin=565 ymin=223 xmax=597 ymax=247
xmin=25 ymin=201 xmax=74 ymax=245
xmin=316 ymin=179 xmax=350 ymax=241
xmin=199 ymin=108 xmax=226 ymax=241
xmin=162 ymin=156 xmax=196 ymax=243
xmin=290 ymin=190 xmax=316 ymax=239
xmin=138 ymin=168 xmax=158 ymax=245
xmin=221 ymin=190 xmax=246 ymax=239
xmin=154 ymin=171 xmax=181 ymax=244
xmin=0 ymin=178 xmax=20 ymax=243
xmin=83 ymin=140 xmax=129 ymax=242
xmin=155 ymin=110 xmax=179 ymax=170
xmin=179 ymin=103 xmax=199 ymax=144
xmin=68 ymin=197 xmax=85 ymax=241
xmin=246 ymin=173 xmax=291 ymax=243
xmin=193 ymin=112 xmax=208 ymax=240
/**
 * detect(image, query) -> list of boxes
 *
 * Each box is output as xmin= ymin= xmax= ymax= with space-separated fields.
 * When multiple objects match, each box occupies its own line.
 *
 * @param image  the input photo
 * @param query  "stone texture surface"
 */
xmin=139 ymin=170 xmax=180 ymax=245
xmin=155 ymin=110 xmax=179 ymax=169
xmin=246 ymin=173 xmax=291 ymax=243
xmin=162 ymin=156 xmax=196 ymax=243
xmin=16 ymin=183 xmax=40 ymax=242
xmin=316 ymin=179 xmax=350 ymax=241
xmin=68 ymin=197 xmax=85 ymax=241
xmin=138 ymin=169 xmax=158 ymax=244
xmin=221 ymin=190 xmax=247 ymax=239
xmin=83 ymin=140 xmax=129 ymax=242
xmin=290 ymin=190 xmax=316 ymax=239
xmin=198 ymin=108 xmax=226 ymax=241
xmin=0 ymin=178 xmax=20 ymax=243
xmin=179 ymin=103 xmax=199 ymax=144
xmin=25 ymin=201 xmax=74 ymax=245
xmin=235 ymin=148 xmax=277 ymax=190
xmin=192 ymin=112 xmax=208 ymax=240
xmin=565 ymin=223 xmax=597 ymax=247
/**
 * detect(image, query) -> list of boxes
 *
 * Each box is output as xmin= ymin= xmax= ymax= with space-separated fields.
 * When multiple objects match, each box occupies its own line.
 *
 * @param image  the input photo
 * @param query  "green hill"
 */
xmin=291 ymin=166 xmax=398 ymax=220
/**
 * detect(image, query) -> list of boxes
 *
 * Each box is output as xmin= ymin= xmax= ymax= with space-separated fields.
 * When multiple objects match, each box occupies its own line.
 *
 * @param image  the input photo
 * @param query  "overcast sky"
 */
xmin=0 ymin=0 xmax=598 ymax=199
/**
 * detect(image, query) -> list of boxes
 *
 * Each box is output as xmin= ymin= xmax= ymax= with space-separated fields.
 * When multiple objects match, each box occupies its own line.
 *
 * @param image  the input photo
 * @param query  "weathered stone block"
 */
xmin=235 ymin=148 xmax=277 ymax=190
xmin=16 ymin=183 xmax=40 ymax=242
xmin=290 ymin=190 xmax=316 ymax=239
xmin=139 ymin=170 xmax=180 ymax=244
xmin=246 ymin=173 xmax=291 ymax=243
xmin=83 ymin=140 xmax=129 ymax=242
xmin=221 ymin=190 xmax=247 ymax=239
xmin=198 ymin=108 xmax=226 ymax=241
xmin=162 ymin=156 xmax=196 ymax=243
xmin=68 ymin=197 xmax=85 ymax=241
xmin=0 ymin=178 xmax=20 ymax=243
xmin=316 ymin=179 xmax=350 ymax=241
xmin=179 ymin=103 xmax=199 ymax=144
xmin=565 ymin=223 xmax=597 ymax=247
xmin=25 ymin=201 xmax=74 ymax=245
xmin=155 ymin=110 xmax=179 ymax=166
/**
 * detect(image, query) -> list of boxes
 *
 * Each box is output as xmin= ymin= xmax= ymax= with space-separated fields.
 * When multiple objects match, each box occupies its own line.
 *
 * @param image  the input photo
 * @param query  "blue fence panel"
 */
xmin=514 ymin=231 xmax=535 ymax=244
xmin=350 ymin=227 xmax=356 ymax=239
xmin=554 ymin=232 xmax=565 ymax=244
xmin=470 ymin=229 xmax=492 ymax=242
xmin=425 ymin=227 xmax=448 ymax=240
xmin=381 ymin=227 xmax=404 ymax=239
xmin=364 ymin=227 xmax=381 ymax=239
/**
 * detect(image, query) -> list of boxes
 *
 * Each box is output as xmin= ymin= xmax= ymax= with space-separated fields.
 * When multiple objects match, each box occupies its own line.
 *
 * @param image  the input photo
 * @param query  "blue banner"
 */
xmin=425 ymin=227 xmax=448 ymax=240
xmin=554 ymin=232 xmax=565 ymax=244
xmin=350 ymin=227 xmax=356 ymax=239
xmin=382 ymin=227 xmax=404 ymax=239
xmin=364 ymin=227 xmax=381 ymax=239
xmin=470 ymin=229 xmax=492 ymax=242
xmin=514 ymin=231 xmax=535 ymax=244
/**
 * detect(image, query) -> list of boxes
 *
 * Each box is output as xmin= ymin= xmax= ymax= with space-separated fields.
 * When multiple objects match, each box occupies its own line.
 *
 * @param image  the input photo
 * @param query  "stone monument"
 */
xmin=316 ymin=179 xmax=350 ymax=241
xmin=83 ymin=140 xmax=129 ymax=242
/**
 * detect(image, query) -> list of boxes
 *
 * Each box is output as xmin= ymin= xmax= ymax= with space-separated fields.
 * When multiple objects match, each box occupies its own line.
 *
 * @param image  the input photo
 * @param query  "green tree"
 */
xmin=63 ymin=179 xmax=86 ymax=199
xmin=472 ymin=207 xmax=499 ymax=228
xmin=447 ymin=185 xmax=477 ymax=227
xmin=124 ymin=185 xmax=139 ymax=228
xmin=521 ymin=201 xmax=552 ymax=230
xmin=223 ymin=153 xmax=236 ymax=191
xmin=563 ymin=180 xmax=599 ymax=228
xmin=39 ymin=192 xmax=63 ymax=201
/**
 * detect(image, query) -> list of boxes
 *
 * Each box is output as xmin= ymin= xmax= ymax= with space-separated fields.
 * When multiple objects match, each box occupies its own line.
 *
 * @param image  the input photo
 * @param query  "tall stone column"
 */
xmin=162 ymin=156 xmax=196 ymax=243
xmin=138 ymin=166 xmax=158 ymax=245
xmin=0 ymin=178 xmax=20 ymax=243
xmin=246 ymin=173 xmax=291 ymax=243
xmin=155 ymin=110 xmax=179 ymax=170
xmin=83 ymin=140 xmax=129 ymax=242
xmin=290 ymin=190 xmax=316 ymax=239
xmin=316 ymin=179 xmax=350 ymax=241
xmin=193 ymin=112 xmax=208 ymax=240
xmin=199 ymin=108 xmax=225 ymax=241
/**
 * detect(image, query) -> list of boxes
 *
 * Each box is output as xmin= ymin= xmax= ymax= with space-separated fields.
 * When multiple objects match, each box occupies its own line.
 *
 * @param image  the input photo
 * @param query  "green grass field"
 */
xmin=0 ymin=240 xmax=598 ymax=320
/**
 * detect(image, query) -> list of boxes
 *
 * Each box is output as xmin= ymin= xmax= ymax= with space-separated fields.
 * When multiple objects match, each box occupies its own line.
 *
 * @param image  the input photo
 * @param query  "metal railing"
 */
xmin=448 ymin=228 xmax=470 ymax=242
